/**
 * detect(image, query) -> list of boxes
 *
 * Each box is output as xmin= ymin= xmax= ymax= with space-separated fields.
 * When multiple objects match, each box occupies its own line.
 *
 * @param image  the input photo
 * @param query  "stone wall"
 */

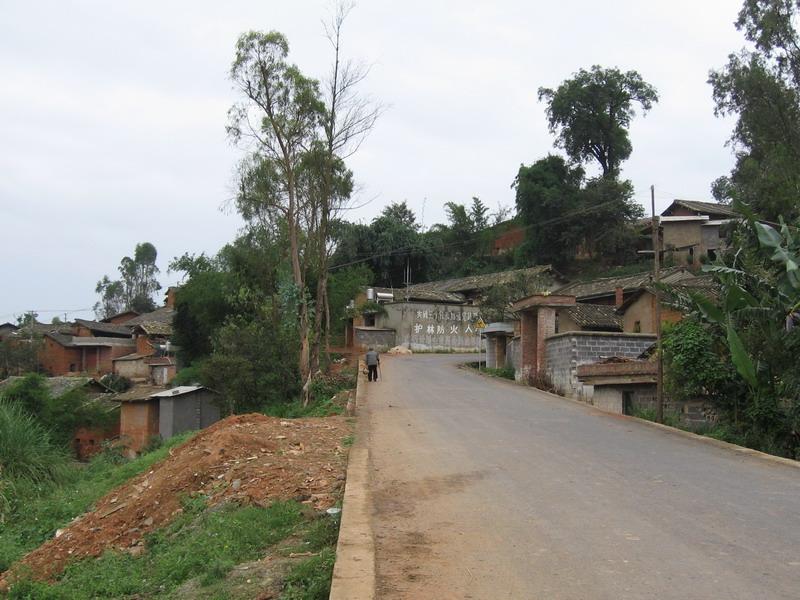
xmin=543 ymin=331 xmax=656 ymax=398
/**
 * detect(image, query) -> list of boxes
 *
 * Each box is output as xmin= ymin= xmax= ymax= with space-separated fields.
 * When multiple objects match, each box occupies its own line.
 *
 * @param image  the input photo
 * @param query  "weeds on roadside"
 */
xmin=0 ymin=433 xmax=192 ymax=573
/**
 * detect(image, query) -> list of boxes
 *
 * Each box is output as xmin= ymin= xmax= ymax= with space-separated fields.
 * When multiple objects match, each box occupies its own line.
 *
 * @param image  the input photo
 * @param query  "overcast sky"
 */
xmin=0 ymin=0 xmax=745 ymax=322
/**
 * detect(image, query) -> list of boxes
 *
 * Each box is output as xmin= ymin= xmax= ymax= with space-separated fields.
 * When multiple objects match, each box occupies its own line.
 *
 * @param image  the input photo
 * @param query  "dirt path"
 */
xmin=365 ymin=354 xmax=800 ymax=600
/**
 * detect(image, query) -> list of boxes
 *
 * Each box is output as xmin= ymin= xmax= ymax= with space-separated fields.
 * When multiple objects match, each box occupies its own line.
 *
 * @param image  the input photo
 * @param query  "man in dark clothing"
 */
xmin=365 ymin=347 xmax=380 ymax=382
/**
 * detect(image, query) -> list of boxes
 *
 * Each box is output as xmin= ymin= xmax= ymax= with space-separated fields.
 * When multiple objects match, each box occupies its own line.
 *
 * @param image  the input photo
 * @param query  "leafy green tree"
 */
xmin=513 ymin=155 xmax=584 ymax=268
xmin=327 ymin=264 xmax=373 ymax=341
xmin=709 ymin=0 xmax=800 ymax=221
xmin=168 ymin=253 xmax=236 ymax=365
xmin=677 ymin=209 xmax=800 ymax=457
xmin=93 ymin=276 xmax=125 ymax=319
xmin=94 ymin=243 xmax=161 ymax=318
xmin=228 ymin=30 xmax=325 ymax=385
xmin=538 ymin=66 xmax=658 ymax=178
xmin=579 ymin=177 xmax=644 ymax=262
xmin=200 ymin=297 xmax=301 ymax=414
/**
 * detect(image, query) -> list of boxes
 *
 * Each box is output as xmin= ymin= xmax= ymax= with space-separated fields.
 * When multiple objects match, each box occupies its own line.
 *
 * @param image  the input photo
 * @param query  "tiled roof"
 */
xmin=124 ymin=306 xmax=175 ymax=326
xmin=663 ymin=200 xmax=738 ymax=218
xmin=46 ymin=333 xmax=136 ymax=348
xmin=133 ymin=321 xmax=173 ymax=336
xmin=565 ymin=304 xmax=622 ymax=331
xmin=100 ymin=310 xmax=140 ymax=324
xmin=555 ymin=267 xmax=693 ymax=300
xmin=125 ymin=307 xmax=174 ymax=335
xmin=74 ymin=319 xmax=132 ymax=337
xmin=400 ymin=266 xmax=556 ymax=304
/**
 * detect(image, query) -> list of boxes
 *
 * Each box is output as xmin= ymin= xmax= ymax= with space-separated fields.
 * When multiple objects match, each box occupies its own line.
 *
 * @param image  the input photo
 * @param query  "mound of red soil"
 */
xmin=1 ymin=413 xmax=350 ymax=585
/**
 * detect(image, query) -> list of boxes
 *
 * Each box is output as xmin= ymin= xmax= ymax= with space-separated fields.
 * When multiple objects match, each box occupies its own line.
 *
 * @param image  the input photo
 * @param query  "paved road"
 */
xmin=365 ymin=354 xmax=800 ymax=600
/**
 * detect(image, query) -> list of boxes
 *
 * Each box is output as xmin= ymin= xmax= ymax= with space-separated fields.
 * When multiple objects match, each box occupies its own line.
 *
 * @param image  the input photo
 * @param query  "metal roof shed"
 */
xmin=150 ymin=386 xmax=220 ymax=439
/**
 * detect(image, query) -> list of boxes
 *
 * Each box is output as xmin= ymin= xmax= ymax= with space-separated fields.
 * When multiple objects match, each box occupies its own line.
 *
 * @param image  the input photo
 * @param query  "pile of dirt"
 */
xmin=1 ymin=413 xmax=350 ymax=585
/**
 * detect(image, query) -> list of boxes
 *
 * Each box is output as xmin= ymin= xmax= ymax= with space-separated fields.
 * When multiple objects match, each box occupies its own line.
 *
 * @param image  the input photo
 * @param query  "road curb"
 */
xmin=459 ymin=362 xmax=800 ymax=471
xmin=330 ymin=360 xmax=375 ymax=600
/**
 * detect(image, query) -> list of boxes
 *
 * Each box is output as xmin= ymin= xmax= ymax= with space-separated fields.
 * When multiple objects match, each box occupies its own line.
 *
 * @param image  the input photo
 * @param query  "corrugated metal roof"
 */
xmin=151 ymin=385 xmax=211 ymax=398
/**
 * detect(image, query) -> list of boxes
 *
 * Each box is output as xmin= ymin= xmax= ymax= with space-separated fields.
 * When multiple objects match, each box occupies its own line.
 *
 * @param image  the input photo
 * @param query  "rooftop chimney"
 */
xmin=615 ymin=286 xmax=624 ymax=308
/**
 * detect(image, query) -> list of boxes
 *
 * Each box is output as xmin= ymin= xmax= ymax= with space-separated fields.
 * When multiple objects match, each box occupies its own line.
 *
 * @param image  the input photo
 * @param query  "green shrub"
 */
xmin=0 ymin=402 xmax=70 ymax=485
xmin=9 ymin=501 xmax=305 ymax=598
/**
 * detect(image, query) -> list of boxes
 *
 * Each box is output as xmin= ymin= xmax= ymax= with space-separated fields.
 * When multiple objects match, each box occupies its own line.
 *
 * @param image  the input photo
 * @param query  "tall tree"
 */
xmin=308 ymin=2 xmax=381 ymax=374
xmin=538 ymin=66 xmax=658 ymax=178
xmin=94 ymin=243 xmax=161 ymax=318
xmin=228 ymin=30 xmax=325 ymax=384
xmin=513 ymin=155 xmax=585 ymax=268
xmin=709 ymin=0 xmax=800 ymax=221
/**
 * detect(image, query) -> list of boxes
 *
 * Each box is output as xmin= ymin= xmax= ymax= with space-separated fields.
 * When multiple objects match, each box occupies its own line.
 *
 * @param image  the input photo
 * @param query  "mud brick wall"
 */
xmin=544 ymin=332 xmax=657 ymax=398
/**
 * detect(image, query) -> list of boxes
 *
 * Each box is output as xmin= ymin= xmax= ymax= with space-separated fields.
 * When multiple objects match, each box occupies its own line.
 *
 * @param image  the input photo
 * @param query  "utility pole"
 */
xmin=651 ymin=185 xmax=664 ymax=424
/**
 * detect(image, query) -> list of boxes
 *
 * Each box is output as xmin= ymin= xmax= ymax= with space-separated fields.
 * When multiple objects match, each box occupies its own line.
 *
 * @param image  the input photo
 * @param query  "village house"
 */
xmin=40 ymin=331 xmax=136 ymax=376
xmin=111 ymin=304 xmax=176 ymax=383
xmin=346 ymin=266 xmax=562 ymax=352
xmin=642 ymin=199 xmax=738 ymax=266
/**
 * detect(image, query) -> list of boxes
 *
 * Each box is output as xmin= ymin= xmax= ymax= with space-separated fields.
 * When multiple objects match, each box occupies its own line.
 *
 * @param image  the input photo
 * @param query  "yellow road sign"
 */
xmin=475 ymin=317 xmax=487 ymax=330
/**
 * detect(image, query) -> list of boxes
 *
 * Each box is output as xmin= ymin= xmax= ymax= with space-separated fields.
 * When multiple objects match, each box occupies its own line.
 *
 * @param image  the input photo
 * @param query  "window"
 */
xmin=633 ymin=321 xmax=641 ymax=333
xmin=365 ymin=314 xmax=376 ymax=327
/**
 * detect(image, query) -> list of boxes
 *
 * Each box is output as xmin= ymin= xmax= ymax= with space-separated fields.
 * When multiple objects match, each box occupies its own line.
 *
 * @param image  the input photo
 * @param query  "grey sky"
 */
xmin=0 ymin=0 xmax=744 ymax=322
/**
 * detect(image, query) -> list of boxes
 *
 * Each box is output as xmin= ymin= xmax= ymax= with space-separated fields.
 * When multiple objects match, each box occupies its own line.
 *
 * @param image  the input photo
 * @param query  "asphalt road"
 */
xmin=365 ymin=354 xmax=800 ymax=600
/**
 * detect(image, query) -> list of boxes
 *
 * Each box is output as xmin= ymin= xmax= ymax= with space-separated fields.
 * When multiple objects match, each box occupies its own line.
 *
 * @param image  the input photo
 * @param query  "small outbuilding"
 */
xmin=117 ymin=385 xmax=220 ymax=455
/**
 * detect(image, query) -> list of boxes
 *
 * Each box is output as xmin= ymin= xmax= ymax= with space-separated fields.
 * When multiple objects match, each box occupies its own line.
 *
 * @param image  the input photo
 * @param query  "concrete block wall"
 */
xmin=544 ymin=332 xmax=657 ymax=398
xmin=354 ymin=329 xmax=396 ymax=351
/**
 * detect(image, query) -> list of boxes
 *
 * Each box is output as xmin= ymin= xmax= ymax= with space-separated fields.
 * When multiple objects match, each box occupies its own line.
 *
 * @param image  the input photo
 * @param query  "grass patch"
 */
xmin=265 ymin=368 xmax=356 ymax=419
xmin=464 ymin=362 xmax=515 ymax=380
xmin=630 ymin=407 xmax=681 ymax=428
xmin=8 ymin=500 xmax=342 ymax=600
xmin=0 ymin=433 xmax=193 ymax=573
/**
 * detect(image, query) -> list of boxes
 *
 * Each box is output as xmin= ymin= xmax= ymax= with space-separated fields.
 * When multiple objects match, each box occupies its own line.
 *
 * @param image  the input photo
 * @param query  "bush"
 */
xmin=201 ymin=316 xmax=301 ymax=414
xmin=0 ymin=402 xmax=70 ymax=484
xmin=99 ymin=373 xmax=131 ymax=393
xmin=0 ymin=374 xmax=115 ymax=448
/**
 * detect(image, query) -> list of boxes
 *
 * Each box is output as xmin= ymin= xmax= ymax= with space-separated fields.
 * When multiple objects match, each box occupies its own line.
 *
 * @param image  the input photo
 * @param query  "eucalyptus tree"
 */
xmin=309 ymin=2 xmax=383 ymax=373
xmin=228 ymin=30 xmax=325 ymax=383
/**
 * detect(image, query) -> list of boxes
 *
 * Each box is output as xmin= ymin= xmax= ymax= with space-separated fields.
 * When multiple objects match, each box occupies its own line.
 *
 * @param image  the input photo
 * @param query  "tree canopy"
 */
xmin=538 ymin=66 xmax=658 ymax=178
xmin=709 ymin=0 xmax=800 ymax=221
xmin=94 ymin=242 xmax=161 ymax=318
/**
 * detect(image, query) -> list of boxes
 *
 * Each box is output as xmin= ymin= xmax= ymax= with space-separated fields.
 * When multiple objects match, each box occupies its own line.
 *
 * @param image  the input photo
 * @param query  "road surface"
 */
xmin=365 ymin=354 xmax=800 ymax=599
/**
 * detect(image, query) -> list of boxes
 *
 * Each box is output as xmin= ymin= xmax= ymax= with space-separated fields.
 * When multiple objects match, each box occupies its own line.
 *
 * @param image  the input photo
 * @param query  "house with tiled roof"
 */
xmin=642 ymin=199 xmax=739 ymax=266
xmin=111 ymin=298 xmax=177 ymax=383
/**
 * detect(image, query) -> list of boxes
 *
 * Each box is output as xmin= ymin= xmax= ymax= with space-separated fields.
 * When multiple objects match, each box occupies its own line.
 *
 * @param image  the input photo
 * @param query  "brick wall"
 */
xmin=40 ymin=337 xmax=82 ymax=375
xmin=544 ymin=332 xmax=657 ymax=398
xmin=120 ymin=400 xmax=160 ymax=456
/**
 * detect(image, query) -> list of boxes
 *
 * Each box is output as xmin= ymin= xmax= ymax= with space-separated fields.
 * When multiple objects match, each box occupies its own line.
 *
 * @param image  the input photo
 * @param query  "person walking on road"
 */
xmin=365 ymin=347 xmax=380 ymax=382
